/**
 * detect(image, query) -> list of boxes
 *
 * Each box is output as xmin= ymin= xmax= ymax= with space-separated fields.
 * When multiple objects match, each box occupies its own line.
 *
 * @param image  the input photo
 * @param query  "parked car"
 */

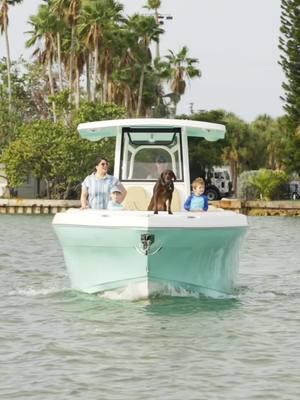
xmin=281 ymin=180 xmax=300 ymax=200
xmin=204 ymin=167 xmax=233 ymax=200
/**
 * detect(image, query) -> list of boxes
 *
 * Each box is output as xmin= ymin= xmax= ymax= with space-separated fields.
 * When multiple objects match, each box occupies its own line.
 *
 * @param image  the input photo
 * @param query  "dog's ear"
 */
xmin=160 ymin=171 xmax=165 ymax=181
xmin=172 ymin=172 xmax=177 ymax=181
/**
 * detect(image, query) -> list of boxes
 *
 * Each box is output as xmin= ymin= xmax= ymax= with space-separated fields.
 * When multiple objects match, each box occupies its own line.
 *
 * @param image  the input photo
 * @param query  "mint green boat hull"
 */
xmin=54 ymin=224 xmax=246 ymax=297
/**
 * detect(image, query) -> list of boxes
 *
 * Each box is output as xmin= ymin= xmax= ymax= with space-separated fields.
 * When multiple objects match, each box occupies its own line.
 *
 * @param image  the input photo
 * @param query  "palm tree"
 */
xmin=160 ymin=46 xmax=201 ymax=116
xmin=72 ymin=35 xmax=85 ymax=109
xmin=100 ymin=1 xmax=124 ymax=103
xmin=251 ymin=114 xmax=285 ymax=170
xmin=79 ymin=1 xmax=104 ymax=102
xmin=50 ymin=0 xmax=81 ymax=106
xmin=108 ymin=28 xmax=136 ymax=114
xmin=222 ymin=113 xmax=251 ymax=194
xmin=26 ymin=4 xmax=59 ymax=121
xmin=144 ymin=0 xmax=161 ymax=59
xmin=0 ymin=0 xmax=23 ymax=112
xmin=79 ymin=0 xmax=124 ymax=103
xmin=47 ymin=0 xmax=68 ymax=91
xmin=127 ymin=14 xmax=163 ymax=117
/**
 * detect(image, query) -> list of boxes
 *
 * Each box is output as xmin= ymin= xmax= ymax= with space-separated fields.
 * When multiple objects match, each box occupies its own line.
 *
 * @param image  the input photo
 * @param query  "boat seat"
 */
xmin=123 ymin=186 xmax=151 ymax=211
xmin=171 ymin=189 xmax=182 ymax=212
xmin=123 ymin=187 xmax=182 ymax=211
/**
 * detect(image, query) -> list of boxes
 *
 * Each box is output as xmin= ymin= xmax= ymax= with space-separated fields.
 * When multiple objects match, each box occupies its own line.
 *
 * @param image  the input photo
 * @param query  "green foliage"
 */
xmin=184 ymin=110 xmax=256 ymax=192
xmin=0 ymin=94 xmax=22 ymax=149
xmin=145 ymin=0 xmax=161 ymax=9
xmin=72 ymin=102 xmax=126 ymax=126
xmin=188 ymin=137 xmax=223 ymax=181
xmin=278 ymin=116 xmax=300 ymax=175
xmin=222 ymin=112 xmax=252 ymax=171
xmin=159 ymin=46 xmax=201 ymax=115
xmin=0 ymin=58 xmax=54 ymax=150
xmin=237 ymin=170 xmax=260 ymax=200
xmin=0 ymin=58 xmax=40 ymax=149
xmin=249 ymin=114 xmax=285 ymax=170
xmin=183 ymin=110 xmax=225 ymax=180
xmin=49 ymin=89 xmax=70 ymax=119
xmin=283 ymin=131 xmax=300 ymax=175
xmin=249 ymin=169 xmax=289 ymax=200
xmin=1 ymin=120 xmax=115 ymax=199
xmin=279 ymin=0 xmax=300 ymax=129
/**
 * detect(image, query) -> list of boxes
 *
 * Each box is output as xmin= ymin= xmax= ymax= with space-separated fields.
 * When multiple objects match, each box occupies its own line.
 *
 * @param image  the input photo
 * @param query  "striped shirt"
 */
xmin=82 ymin=173 xmax=122 ymax=209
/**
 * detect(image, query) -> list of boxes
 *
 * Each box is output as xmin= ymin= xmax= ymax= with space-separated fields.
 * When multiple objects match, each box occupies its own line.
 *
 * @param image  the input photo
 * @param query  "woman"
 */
xmin=80 ymin=157 xmax=126 ymax=209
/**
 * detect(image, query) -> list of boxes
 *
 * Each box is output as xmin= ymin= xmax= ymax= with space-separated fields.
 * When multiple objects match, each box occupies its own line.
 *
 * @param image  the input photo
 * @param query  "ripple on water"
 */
xmin=0 ymin=215 xmax=300 ymax=400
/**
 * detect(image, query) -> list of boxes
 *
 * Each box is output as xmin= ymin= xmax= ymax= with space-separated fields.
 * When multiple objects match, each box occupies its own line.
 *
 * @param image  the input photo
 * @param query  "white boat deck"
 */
xmin=53 ymin=208 xmax=248 ymax=229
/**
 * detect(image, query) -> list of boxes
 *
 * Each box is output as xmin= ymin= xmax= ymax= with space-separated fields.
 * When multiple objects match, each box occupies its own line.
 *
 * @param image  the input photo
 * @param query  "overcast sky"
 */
xmin=0 ymin=0 xmax=284 ymax=122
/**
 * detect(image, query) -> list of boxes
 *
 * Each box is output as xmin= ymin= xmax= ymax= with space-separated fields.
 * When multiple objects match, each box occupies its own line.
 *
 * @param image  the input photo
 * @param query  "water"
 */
xmin=1 ymin=215 xmax=300 ymax=400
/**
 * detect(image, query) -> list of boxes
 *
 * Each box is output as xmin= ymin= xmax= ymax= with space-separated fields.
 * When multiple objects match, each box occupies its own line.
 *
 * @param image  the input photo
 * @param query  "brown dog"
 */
xmin=148 ymin=169 xmax=177 ymax=214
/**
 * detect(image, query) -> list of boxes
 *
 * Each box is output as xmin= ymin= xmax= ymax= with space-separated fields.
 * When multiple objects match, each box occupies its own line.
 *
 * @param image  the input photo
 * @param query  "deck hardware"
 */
xmin=135 ymin=234 xmax=161 ymax=256
xmin=141 ymin=234 xmax=155 ymax=255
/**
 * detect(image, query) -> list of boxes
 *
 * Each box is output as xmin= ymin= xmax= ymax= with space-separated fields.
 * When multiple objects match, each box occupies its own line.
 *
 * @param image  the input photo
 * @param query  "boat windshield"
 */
xmin=120 ymin=129 xmax=183 ymax=181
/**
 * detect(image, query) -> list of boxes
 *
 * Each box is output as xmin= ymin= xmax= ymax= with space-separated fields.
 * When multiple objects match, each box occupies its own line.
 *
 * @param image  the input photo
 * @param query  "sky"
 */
xmin=0 ymin=0 xmax=284 ymax=122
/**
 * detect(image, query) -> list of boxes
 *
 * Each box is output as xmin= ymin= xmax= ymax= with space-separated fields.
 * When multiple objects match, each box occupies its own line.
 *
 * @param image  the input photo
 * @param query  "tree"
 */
xmin=79 ymin=0 xmax=124 ymax=103
xmin=250 ymin=114 xmax=286 ymax=170
xmin=1 ymin=103 xmax=126 ymax=198
xmin=46 ymin=0 xmax=67 ymax=92
xmin=160 ymin=46 xmax=201 ymax=116
xmin=127 ymin=14 xmax=163 ymax=117
xmin=222 ymin=112 xmax=252 ymax=193
xmin=0 ymin=0 xmax=23 ymax=112
xmin=72 ymin=101 xmax=126 ymax=126
xmin=279 ymin=0 xmax=300 ymax=129
xmin=275 ymin=0 xmax=300 ymax=175
xmin=249 ymin=169 xmax=288 ymax=200
xmin=186 ymin=110 xmax=225 ymax=181
xmin=1 ymin=120 xmax=113 ymax=198
xmin=186 ymin=110 xmax=253 ymax=192
xmin=0 ymin=93 xmax=22 ymax=148
xmin=0 ymin=57 xmax=36 ymax=149
xmin=144 ymin=0 xmax=161 ymax=59
xmin=281 ymin=116 xmax=300 ymax=174
xmin=26 ymin=3 xmax=60 ymax=121
xmin=50 ymin=0 xmax=81 ymax=107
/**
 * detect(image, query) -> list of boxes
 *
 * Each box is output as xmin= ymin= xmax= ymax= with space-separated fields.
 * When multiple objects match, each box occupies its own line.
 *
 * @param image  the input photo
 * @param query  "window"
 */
xmin=120 ymin=129 xmax=183 ymax=181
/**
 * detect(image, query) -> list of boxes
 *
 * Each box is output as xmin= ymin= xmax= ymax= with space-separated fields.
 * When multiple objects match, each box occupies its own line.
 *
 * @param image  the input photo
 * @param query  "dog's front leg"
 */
xmin=167 ymin=195 xmax=173 ymax=215
xmin=153 ymin=194 xmax=158 ymax=214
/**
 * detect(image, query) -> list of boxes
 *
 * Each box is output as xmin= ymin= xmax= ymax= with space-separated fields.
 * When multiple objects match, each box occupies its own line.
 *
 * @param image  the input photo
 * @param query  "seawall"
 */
xmin=0 ymin=199 xmax=80 ymax=215
xmin=0 ymin=198 xmax=300 ymax=216
xmin=215 ymin=199 xmax=300 ymax=216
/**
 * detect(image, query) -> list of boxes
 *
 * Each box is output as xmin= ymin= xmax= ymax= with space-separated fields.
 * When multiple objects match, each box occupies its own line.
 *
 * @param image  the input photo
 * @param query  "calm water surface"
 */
xmin=0 ymin=215 xmax=300 ymax=400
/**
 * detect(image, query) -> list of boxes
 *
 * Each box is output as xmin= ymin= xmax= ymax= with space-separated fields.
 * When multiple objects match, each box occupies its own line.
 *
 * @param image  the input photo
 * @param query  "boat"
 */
xmin=52 ymin=118 xmax=248 ymax=298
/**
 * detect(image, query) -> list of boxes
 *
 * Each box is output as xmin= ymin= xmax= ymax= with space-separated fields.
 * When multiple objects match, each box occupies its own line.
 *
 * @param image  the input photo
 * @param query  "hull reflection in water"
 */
xmin=53 ymin=209 xmax=248 ymax=298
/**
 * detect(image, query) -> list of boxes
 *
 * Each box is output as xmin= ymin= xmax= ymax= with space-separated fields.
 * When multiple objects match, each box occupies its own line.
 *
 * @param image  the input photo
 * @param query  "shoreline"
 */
xmin=0 ymin=198 xmax=300 ymax=216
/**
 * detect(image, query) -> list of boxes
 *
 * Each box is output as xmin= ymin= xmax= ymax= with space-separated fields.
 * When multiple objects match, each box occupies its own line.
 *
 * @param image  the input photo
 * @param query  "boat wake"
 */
xmin=99 ymin=281 xmax=149 ymax=301
xmin=99 ymin=281 xmax=234 ymax=301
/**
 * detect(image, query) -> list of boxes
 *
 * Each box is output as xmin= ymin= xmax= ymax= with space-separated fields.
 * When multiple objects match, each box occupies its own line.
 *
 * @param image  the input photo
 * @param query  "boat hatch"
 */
xmin=120 ymin=127 xmax=183 ymax=182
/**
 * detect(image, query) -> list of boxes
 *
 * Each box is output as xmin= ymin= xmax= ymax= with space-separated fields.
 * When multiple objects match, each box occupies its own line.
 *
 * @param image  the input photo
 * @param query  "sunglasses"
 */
xmin=99 ymin=162 xmax=108 ymax=166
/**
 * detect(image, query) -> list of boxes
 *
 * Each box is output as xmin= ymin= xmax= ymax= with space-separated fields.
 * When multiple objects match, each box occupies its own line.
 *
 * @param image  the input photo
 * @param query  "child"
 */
xmin=107 ymin=186 xmax=125 ymax=210
xmin=184 ymin=177 xmax=208 ymax=211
